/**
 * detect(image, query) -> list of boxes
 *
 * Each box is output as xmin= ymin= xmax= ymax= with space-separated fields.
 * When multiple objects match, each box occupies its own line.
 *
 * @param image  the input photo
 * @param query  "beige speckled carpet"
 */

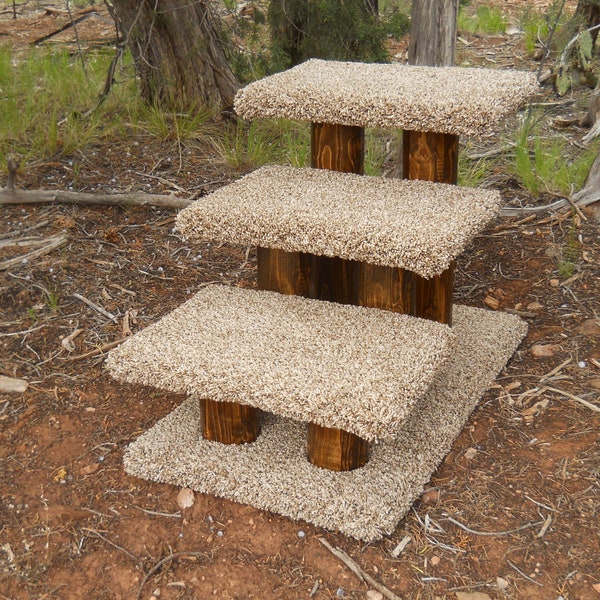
xmin=123 ymin=305 xmax=526 ymax=541
xmin=175 ymin=166 xmax=500 ymax=278
xmin=234 ymin=59 xmax=539 ymax=137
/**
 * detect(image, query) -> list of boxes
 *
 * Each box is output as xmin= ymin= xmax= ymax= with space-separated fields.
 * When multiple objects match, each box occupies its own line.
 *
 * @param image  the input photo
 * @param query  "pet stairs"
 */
xmin=106 ymin=60 xmax=537 ymax=540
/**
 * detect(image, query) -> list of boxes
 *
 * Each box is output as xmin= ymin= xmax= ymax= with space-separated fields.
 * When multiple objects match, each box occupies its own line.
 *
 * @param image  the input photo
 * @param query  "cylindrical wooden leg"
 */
xmin=309 ymin=122 xmax=365 ymax=306
xmin=308 ymin=123 xmax=369 ymax=468
xmin=307 ymin=423 xmax=369 ymax=471
xmin=413 ymin=261 xmax=455 ymax=326
xmin=308 ymin=255 xmax=359 ymax=305
xmin=257 ymin=247 xmax=311 ymax=296
xmin=402 ymin=130 xmax=459 ymax=184
xmin=402 ymin=130 xmax=458 ymax=325
xmin=358 ymin=262 xmax=415 ymax=313
xmin=311 ymin=122 xmax=364 ymax=174
xmin=200 ymin=398 xmax=259 ymax=444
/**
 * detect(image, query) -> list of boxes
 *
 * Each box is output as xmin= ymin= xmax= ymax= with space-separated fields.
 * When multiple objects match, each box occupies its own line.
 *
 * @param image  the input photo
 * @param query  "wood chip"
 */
xmin=483 ymin=295 xmax=500 ymax=310
xmin=0 ymin=376 xmax=28 ymax=394
xmin=530 ymin=344 xmax=560 ymax=358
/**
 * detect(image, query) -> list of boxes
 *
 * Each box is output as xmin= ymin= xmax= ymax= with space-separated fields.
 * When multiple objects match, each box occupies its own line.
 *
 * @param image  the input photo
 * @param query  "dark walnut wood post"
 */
xmin=305 ymin=122 xmax=370 ymax=471
xmin=402 ymin=129 xmax=459 ymax=326
xmin=308 ymin=424 xmax=369 ymax=471
xmin=199 ymin=398 xmax=259 ymax=444
xmin=309 ymin=122 xmax=363 ymax=305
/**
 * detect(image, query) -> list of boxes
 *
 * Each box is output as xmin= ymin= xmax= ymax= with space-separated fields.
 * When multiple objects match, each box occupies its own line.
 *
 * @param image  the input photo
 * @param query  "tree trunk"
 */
xmin=408 ymin=0 xmax=458 ymax=67
xmin=110 ymin=0 xmax=238 ymax=111
xmin=576 ymin=0 xmax=600 ymax=47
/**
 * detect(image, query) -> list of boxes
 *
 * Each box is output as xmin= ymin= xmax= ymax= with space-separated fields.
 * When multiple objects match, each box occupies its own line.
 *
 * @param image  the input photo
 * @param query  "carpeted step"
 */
xmin=233 ymin=59 xmax=538 ymax=138
xmin=106 ymin=284 xmax=453 ymax=442
xmin=122 ymin=305 xmax=528 ymax=541
xmin=176 ymin=165 xmax=500 ymax=279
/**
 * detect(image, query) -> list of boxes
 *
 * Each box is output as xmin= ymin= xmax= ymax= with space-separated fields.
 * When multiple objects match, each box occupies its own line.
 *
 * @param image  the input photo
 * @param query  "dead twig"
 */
xmin=136 ymin=552 xmax=209 ymax=600
xmin=507 ymin=559 xmax=544 ymax=587
xmin=445 ymin=516 xmax=545 ymax=536
xmin=536 ymin=515 xmax=553 ymax=538
xmin=545 ymin=386 xmax=600 ymax=413
xmin=318 ymin=538 xmax=402 ymax=600
xmin=131 ymin=505 xmax=181 ymax=519
xmin=73 ymin=293 xmax=118 ymax=323
xmin=0 ymin=376 xmax=28 ymax=394
xmin=0 ymin=187 xmax=191 ymax=209
xmin=66 ymin=339 xmax=124 ymax=361
xmin=0 ymin=235 xmax=68 ymax=271
xmin=82 ymin=528 xmax=140 ymax=563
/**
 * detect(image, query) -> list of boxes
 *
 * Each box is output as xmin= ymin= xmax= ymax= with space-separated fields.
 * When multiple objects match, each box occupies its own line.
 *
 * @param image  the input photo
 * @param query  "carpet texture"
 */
xmin=123 ymin=305 xmax=527 ymax=541
xmin=234 ymin=59 xmax=539 ymax=137
xmin=176 ymin=166 xmax=500 ymax=278
xmin=106 ymin=285 xmax=453 ymax=442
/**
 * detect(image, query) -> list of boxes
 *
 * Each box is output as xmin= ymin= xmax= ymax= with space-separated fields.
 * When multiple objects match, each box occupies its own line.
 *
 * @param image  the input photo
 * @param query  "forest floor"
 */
xmin=0 ymin=1 xmax=599 ymax=599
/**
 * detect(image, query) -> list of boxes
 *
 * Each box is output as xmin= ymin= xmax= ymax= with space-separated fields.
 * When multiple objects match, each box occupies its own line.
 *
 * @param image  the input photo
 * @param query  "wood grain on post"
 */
xmin=306 ymin=122 xmax=370 ymax=471
xmin=402 ymin=130 xmax=459 ymax=184
xmin=199 ymin=398 xmax=259 ymax=444
xmin=256 ymin=247 xmax=311 ymax=296
xmin=402 ymin=129 xmax=458 ymax=326
xmin=413 ymin=261 xmax=455 ymax=326
xmin=307 ymin=424 xmax=369 ymax=471
xmin=358 ymin=263 xmax=415 ymax=313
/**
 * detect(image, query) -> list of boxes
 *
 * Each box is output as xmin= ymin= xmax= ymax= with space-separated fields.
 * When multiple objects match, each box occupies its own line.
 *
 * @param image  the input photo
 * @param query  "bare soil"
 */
xmin=1 ymin=2 xmax=599 ymax=600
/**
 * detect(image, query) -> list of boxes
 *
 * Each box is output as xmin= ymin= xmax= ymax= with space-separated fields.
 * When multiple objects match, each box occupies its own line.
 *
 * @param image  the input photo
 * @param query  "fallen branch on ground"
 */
xmin=318 ymin=538 xmax=402 ymax=600
xmin=0 ymin=187 xmax=192 ymax=209
xmin=0 ymin=234 xmax=68 ymax=271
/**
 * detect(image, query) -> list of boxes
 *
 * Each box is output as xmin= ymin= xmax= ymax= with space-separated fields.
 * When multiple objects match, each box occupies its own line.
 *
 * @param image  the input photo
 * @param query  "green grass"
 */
xmin=458 ymin=5 xmax=507 ymax=35
xmin=0 ymin=46 xmax=137 ymax=165
xmin=513 ymin=121 xmax=598 ymax=196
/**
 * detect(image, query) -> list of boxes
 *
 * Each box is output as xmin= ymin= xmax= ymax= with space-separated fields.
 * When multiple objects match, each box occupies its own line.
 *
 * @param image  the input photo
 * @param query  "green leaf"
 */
xmin=578 ymin=30 xmax=594 ymax=71
xmin=556 ymin=67 xmax=571 ymax=95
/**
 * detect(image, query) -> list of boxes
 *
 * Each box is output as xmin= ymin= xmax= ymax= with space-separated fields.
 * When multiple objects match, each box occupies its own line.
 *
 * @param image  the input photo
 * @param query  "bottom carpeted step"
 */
xmin=106 ymin=284 xmax=453 ymax=442
xmin=122 ymin=305 xmax=527 ymax=541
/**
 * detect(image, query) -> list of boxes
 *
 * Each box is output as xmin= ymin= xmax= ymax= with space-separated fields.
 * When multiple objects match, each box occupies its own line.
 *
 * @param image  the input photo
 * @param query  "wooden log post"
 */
xmin=308 ymin=424 xmax=369 ymax=472
xmin=402 ymin=129 xmax=459 ymax=326
xmin=199 ymin=398 xmax=259 ymax=444
xmin=305 ymin=122 xmax=371 ymax=471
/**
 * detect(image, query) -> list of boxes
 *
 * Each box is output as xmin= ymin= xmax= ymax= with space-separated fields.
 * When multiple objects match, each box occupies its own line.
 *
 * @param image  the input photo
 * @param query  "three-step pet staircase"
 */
xmin=107 ymin=60 xmax=538 ymax=540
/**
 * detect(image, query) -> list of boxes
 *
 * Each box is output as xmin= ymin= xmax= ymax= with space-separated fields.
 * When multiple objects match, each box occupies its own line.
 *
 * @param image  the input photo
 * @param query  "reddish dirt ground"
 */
xmin=1 ymin=2 xmax=599 ymax=600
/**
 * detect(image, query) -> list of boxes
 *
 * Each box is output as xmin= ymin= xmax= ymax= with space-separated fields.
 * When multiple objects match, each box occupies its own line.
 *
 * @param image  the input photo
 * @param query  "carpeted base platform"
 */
xmin=124 ymin=305 xmax=527 ymax=541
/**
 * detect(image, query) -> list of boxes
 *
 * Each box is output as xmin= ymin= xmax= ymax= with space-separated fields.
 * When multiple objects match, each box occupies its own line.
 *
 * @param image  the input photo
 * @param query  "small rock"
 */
xmin=592 ymin=582 xmax=600 ymax=593
xmin=336 ymin=588 xmax=345 ymax=597
xmin=496 ymin=576 xmax=509 ymax=590
xmin=430 ymin=555 xmax=441 ymax=566
xmin=176 ymin=487 xmax=195 ymax=510
xmin=576 ymin=319 xmax=600 ymax=337
xmin=530 ymin=344 xmax=560 ymax=358
xmin=297 ymin=530 xmax=306 ymax=538
xmin=0 ymin=376 xmax=28 ymax=394
xmin=455 ymin=592 xmax=493 ymax=600
xmin=527 ymin=301 xmax=543 ymax=311
xmin=421 ymin=488 xmax=440 ymax=505
xmin=550 ymin=278 xmax=560 ymax=287
xmin=464 ymin=447 xmax=478 ymax=460
xmin=79 ymin=464 xmax=99 ymax=476
xmin=366 ymin=591 xmax=384 ymax=600
xmin=483 ymin=295 xmax=500 ymax=310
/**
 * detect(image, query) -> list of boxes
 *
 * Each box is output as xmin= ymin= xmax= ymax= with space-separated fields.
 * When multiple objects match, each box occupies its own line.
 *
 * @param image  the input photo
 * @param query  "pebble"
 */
xmin=176 ymin=487 xmax=195 ymax=510
xmin=336 ymin=588 xmax=345 ymax=597
xmin=366 ymin=591 xmax=383 ymax=600
xmin=297 ymin=530 xmax=306 ymax=538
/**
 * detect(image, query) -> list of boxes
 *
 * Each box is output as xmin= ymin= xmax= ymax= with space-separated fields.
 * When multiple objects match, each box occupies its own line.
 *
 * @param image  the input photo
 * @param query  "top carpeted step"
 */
xmin=176 ymin=165 xmax=500 ymax=279
xmin=106 ymin=285 xmax=453 ymax=442
xmin=234 ymin=59 xmax=539 ymax=138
